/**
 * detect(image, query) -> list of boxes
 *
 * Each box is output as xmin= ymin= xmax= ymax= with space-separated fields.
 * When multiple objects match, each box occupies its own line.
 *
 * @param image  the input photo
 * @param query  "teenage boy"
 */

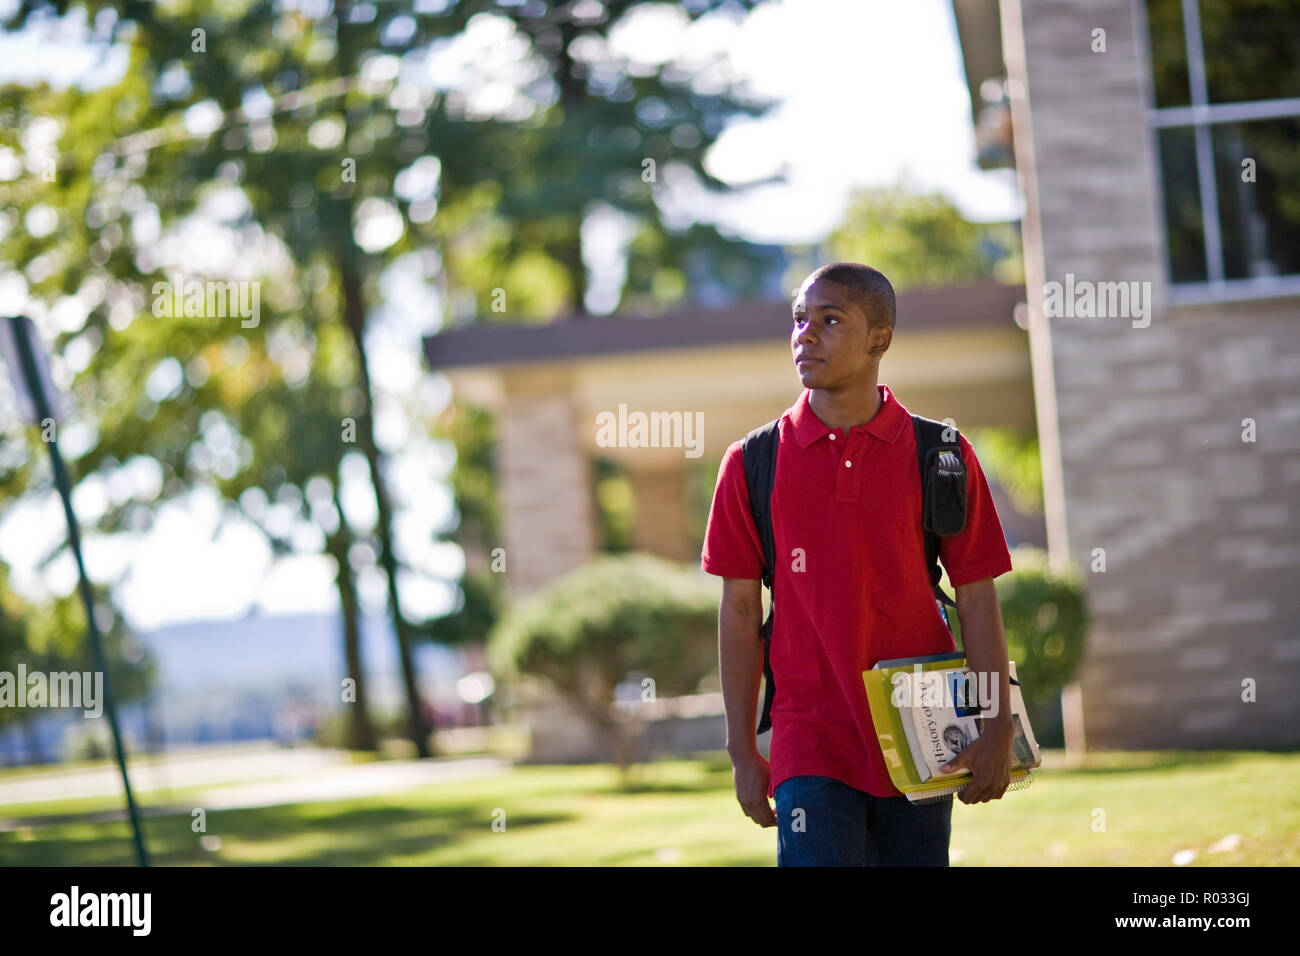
xmin=701 ymin=262 xmax=1016 ymax=866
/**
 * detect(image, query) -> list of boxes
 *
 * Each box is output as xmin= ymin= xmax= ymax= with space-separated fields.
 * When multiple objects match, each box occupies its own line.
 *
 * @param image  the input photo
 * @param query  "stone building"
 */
xmin=954 ymin=0 xmax=1300 ymax=748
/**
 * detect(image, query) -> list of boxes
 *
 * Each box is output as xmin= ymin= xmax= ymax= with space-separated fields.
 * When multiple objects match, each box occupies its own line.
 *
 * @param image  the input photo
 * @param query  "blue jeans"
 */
xmin=774 ymin=775 xmax=953 ymax=866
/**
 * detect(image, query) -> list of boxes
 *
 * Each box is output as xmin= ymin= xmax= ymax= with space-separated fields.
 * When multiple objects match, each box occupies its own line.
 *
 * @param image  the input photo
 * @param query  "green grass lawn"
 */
xmin=1 ymin=750 xmax=1296 ymax=866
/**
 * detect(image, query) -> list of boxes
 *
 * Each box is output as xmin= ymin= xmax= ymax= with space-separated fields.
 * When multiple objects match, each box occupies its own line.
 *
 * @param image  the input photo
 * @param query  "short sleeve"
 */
xmin=938 ymin=435 xmax=1014 ymax=588
xmin=700 ymin=440 xmax=765 ymax=579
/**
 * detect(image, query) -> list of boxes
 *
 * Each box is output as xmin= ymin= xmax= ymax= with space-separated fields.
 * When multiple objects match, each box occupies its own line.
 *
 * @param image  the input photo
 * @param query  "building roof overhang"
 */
xmin=423 ymin=279 xmax=1025 ymax=372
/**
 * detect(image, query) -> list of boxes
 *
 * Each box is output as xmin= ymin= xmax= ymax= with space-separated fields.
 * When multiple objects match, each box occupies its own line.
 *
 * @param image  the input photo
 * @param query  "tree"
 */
xmin=0 ymin=0 xmax=495 ymax=756
xmin=488 ymin=553 xmax=719 ymax=781
xmin=431 ymin=0 xmax=778 ymax=317
xmin=0 ymin=62 xmax=391 ymax=751
xmin=1 ymin=0 xmax=782 ymax=761
xmin=819 ymin=185 xmax=1022 ymax=291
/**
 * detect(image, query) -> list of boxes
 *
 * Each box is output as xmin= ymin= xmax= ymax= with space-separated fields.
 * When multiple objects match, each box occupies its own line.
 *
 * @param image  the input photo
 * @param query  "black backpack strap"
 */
xmin=911 ymin=414 xmax=965 ymax=615
xmin=740 ymin=418 xmax=780 ymax=736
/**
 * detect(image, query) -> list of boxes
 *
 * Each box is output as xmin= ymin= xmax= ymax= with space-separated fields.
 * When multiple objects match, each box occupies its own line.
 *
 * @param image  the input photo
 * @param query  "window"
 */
xmin=1141 ymin=0 xmax=1300 ymax=301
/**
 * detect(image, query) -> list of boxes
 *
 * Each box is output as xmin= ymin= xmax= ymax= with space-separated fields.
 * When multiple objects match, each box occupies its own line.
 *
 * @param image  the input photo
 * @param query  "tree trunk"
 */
xmin=554 ymin=19 xmax=588 ymax=315
xmin=556 ymin=220 xmax=587 ymax=316
xmin=328 ymin=484 xmax=377 ymax=752
xmin=609 ymin=719 xmax=639 ymax=785
xmin=334 ymin=244 xmax=432 ymax=759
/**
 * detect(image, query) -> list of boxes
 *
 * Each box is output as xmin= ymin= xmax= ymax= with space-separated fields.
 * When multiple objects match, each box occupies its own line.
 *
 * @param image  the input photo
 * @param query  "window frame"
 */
xmin=1135 ymin=0 xmax=1300 ymax=305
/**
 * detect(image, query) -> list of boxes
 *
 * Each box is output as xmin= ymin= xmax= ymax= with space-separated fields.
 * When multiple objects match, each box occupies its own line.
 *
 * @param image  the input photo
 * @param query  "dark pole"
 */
xmin=10 ymin=317 xmax=149 ymax=867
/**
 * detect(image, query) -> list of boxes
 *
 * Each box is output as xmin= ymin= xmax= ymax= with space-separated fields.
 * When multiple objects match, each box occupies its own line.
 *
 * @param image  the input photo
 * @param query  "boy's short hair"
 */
xmin=806 ymin=262 xmax=897 ymax=332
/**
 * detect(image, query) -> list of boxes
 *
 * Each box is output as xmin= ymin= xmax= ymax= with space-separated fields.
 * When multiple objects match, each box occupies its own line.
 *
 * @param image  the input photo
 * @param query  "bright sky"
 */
xmin=663 ymin=0 xmax=1020 ymax=238
xmin=0 ymin=0 xmax=1019 ymax=631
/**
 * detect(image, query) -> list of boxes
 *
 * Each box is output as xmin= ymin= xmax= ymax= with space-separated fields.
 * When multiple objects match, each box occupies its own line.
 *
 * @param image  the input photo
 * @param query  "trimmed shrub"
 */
xmin=488 ymin=552 xmax=721 ymax=770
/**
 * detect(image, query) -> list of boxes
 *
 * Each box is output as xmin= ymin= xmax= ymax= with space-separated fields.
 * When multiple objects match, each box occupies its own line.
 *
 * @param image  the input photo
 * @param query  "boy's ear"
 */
xmin=868 ymin=326 xmax=892 ymax=356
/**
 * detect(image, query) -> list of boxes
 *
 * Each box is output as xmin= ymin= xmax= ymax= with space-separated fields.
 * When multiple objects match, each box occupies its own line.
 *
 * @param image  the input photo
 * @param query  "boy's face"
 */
xmin=790 ymin=276 xmax=889 ymax=390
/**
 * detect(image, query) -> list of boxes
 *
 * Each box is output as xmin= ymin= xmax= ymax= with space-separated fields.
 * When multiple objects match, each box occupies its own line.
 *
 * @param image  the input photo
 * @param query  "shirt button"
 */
xmin=845 ymin=460 xmax=852 ymax=468
xmin=829 ymin=433 xmax=836 ymax=441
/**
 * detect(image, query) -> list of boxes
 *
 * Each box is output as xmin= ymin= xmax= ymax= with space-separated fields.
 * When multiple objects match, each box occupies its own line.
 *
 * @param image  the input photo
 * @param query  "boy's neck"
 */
xmin=808 ymin=379 xmax=883 ymax=433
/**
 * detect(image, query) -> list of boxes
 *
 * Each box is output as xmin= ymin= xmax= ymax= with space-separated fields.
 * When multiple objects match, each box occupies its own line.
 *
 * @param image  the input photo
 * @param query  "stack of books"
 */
xmin=862 ymin=652 xmax=1042 ymax=804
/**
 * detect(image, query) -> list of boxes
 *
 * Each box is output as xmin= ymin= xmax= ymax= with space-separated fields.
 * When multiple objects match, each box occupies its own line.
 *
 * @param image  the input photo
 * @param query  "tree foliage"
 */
xmin=819 ymin=185 xmax=1021 ymax=291
xmin=0 ymin=0 xmax=783 ymax=760
xmin=964 ymin=427 xmax=1043 ymax=515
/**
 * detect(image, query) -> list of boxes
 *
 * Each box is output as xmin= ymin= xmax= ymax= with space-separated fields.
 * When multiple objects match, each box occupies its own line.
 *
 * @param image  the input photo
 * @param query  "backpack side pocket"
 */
xmin=923 ymin=445 xmax=967 ymax=537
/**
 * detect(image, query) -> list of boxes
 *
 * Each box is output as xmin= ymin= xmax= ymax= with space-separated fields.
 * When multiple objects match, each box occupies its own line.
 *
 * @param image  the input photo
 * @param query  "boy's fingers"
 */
xmin=940 ymin=754 xmax=968 ymax=774
xmin=743 ymin=799 xmax=774 ymax=825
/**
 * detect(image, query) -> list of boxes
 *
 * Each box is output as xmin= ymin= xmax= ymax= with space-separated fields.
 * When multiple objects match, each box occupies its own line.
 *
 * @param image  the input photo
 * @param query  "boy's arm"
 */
xmin=719 ymin=576 xmax=763 ymax=757
xmin=700 ymin=440 xmax=773 ymax=826
xmin=719 ymin=576 xmax=777 ymax=827
xmin=940 ymin=577 xmax=1014 ymax=804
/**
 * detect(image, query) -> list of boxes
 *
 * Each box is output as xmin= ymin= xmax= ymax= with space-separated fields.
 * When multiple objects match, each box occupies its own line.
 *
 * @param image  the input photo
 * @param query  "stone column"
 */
xmin=625 ymin=463 xmax=696 ymax=563
xmin=496 ymin=370 xmax=598 ymax=600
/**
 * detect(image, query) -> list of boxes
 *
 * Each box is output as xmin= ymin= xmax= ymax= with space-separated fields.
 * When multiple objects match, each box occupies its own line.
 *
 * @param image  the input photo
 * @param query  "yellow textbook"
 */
xmin=863 ymin=652 xmax=1041 ymax=804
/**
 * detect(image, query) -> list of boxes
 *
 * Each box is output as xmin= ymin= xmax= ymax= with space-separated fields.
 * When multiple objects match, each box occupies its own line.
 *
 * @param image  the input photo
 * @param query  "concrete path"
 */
xmin=0 ymin=742 xmax=511 ymax=826
xmin=194 ymin=754 xmax=508 ymax=810
xmin=0 ymin=742 xmax=349 ymax=806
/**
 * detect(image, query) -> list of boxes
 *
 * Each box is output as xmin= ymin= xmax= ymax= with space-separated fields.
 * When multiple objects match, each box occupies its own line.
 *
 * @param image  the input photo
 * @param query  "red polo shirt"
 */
xmin=701 ymin=383 xmax=1014 ymax=798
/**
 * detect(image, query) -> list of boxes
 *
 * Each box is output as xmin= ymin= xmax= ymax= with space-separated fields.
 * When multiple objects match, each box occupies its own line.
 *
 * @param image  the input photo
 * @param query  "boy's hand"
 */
xmin=939 ymin=717 xmax=1014 ymax=804
xmin=731 ymin=750 xmax=777 ymax=827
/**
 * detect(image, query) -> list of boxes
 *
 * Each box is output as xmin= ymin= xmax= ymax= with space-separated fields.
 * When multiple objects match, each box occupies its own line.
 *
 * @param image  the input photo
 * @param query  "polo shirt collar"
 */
xmin=789 ymin=383 xmax=908 ymax=449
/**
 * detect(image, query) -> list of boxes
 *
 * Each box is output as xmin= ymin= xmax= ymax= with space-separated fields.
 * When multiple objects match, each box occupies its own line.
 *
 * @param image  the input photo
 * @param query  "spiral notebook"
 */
xmin=862 ymin=652 xmax=1041 ymax=805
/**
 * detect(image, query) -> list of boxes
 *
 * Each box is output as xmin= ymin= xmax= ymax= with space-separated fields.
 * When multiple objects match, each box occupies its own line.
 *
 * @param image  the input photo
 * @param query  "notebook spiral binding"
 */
xmin=908 ymin=771 xmax=1034 ymax=805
